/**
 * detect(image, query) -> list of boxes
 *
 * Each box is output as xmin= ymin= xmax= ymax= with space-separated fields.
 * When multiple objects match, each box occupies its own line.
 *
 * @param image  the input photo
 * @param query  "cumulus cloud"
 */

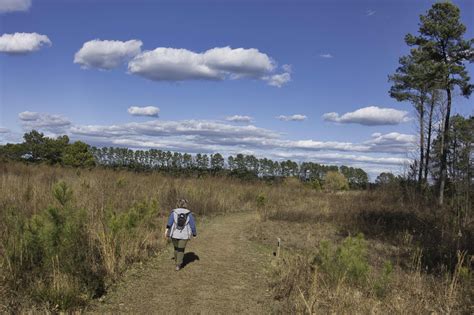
xmin=128 ymin=46 xmax=290 ymax=87
xmin=264 ymin=72 xmax=291 ymax=88
xmin=323 ymin=106 xmax=411 ymax=126
xmin=0 ymin=32 xmax=51 ymax=54
xmin=0 ymin=127 xmax=10 ymax=133
xmin=277 ymin=114 xmax=307 ymax=121
xmin=0 ymin=0 xmax=31 ymax=13
xmin=128 ymin=106 xmax=160 ymax=117
xmin=18 ymin=111 xmax=71 ymax=131
xmin=319 ymin=53 xmax=333 ymax=58
xmin=203 ymin=46 xmax=275 ymax=77
xmin=74 ymin=39 xmax=142 ymax=70
xmin=225 ymin=115 xmax=253 ymax=123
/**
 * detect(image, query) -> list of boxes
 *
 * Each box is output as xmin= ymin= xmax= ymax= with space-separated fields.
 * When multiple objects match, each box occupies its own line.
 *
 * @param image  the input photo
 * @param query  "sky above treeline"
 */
xmin=0 ymin=0 xmax=473 ymax=178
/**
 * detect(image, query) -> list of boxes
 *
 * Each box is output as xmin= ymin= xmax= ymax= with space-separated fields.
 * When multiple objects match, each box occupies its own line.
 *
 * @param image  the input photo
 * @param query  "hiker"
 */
xmin=165 ymin=199 xmax=197 ymax=271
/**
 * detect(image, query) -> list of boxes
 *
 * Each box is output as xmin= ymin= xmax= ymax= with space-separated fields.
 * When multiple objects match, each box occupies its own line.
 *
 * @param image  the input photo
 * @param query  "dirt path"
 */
xmin=88 ymin=212 xmax=273 ymax=314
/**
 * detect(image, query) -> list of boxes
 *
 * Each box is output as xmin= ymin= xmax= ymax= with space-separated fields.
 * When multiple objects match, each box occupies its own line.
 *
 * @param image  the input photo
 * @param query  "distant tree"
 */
xmin=195 ymin=153 xmax=209 ymax=170
xmin=23 ymin=130 xmax=48 ymax=161
xmin=244 ymin=155 xmax=259 ymax=174
xmin=324 ymin=171 xmax=349 ymax=192
xmin=375 ymin=172 xmax=397 ymax=186
xmin=45 ymin=135 xmax=69 ymax=164
xmin=210 ymin=153 xmax=225 ymax=171
xmin=62 ymin=141 xmax=95 ymax=167
xmin=182 ymin=153 xmax=193 ymax=169
xmin=227 ymin=156 xmax=235 ymax=171
xmin=0 ymin=142 xmax=26 ymax=160
xmin=340 ymin=165 xmax=369 ymax=189
xmin=21 ymin=130 xmax=70 ymax=163
xmin=234 ymin=154 xmax=246 ymax=171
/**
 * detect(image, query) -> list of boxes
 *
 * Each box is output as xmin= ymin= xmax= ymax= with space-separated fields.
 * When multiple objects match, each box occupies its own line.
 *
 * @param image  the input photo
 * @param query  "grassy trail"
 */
xmin=87 ymin=212 xmax=272 ymax=314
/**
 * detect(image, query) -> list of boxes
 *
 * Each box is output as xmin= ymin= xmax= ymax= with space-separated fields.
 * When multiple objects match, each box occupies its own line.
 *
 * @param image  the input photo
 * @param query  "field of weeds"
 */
xmin=0 ymin=162 xmax=268 ymax=311
xmin=0 ymin=162 xmax=472 ymax=313
xmin=251 ymin=189 xmax=473 ymax=313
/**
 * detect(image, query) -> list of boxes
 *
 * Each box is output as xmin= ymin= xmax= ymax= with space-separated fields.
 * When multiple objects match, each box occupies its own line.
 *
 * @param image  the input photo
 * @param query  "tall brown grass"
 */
xmin=0 ymin=162 xmax=472 ymax=313
xmin=0 ymin=162 xmax=268 ymax=311
xmin=252 ymin=187 xmax=473 ymax=313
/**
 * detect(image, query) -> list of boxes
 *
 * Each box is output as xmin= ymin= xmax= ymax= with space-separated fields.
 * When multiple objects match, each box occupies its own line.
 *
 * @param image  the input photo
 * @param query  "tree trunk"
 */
xmin=439 ymin=88 xmax=452 ymax=206
xmin=424 ymin=95 xmax=436 ymax=182
xmin=418 ymin=103 xmax=425 ymax=187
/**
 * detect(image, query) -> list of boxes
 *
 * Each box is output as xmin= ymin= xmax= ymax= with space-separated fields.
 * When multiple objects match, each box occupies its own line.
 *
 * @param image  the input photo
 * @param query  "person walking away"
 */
xmin=165 ymin=199 xmax=197 ymax=271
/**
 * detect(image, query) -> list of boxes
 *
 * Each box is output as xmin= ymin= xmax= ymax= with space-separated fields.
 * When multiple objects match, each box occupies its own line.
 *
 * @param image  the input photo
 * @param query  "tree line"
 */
xmin=0 ymin=130 xmax=369 ymax=189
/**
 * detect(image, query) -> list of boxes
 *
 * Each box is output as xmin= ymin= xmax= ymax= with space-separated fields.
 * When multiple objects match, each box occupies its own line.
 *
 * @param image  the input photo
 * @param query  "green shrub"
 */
xmin=314 ymin=233 xmax=370 ymax=286
xmin=116 ymin=177 xmax=127 ymax=188
xmin=256 ymin=194 xmax=269 ymax=221
xmin=323 ymin=171 xmax=349 ymax=192
xmin=310 ymin=179 xmax=321 ymax=191
xmin=107 ymin=201 xmax=156 ymax=236
xmin=373 ymin=261 xmax=394 ymax=297
xmin=256 ymin=194 xmax=266 ymax=208
xmin=1 ymin=184 xmax=105 ymax=310
xmin=52 ymin=181 xmax=73 ymax=206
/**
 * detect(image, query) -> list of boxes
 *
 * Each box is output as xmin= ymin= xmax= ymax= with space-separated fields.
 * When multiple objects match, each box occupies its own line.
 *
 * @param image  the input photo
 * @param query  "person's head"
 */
xmin=176 ymin=198 xmax=188 ymax=209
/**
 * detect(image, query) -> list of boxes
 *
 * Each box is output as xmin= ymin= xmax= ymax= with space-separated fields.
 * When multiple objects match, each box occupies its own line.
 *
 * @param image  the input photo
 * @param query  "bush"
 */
xmin=324 ymin=171 xmax=349 ymax=192
xmin=373 ymin=261 xmax=393 ymax=297
xmin=314 ymin=233 xmax=369 ymax=286
xmin=1 ymin=182 xmax=107 ymax=310
xmin=52 ymin=181 xmax=73 ymax=206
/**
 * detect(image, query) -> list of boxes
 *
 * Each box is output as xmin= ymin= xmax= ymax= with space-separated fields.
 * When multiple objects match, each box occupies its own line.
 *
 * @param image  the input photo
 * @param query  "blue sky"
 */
xmin=0 ymin=0 xmax=473 ymax=178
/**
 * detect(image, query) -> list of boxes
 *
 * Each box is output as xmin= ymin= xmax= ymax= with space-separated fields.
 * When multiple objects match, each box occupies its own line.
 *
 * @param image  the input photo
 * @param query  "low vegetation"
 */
xmin=0 ymin=162 xmax=263 ymax=311
xmin=252 ymin=188 xmax=472 ymax=313
xmin=0 ymin=160 xmax=472 ymax=312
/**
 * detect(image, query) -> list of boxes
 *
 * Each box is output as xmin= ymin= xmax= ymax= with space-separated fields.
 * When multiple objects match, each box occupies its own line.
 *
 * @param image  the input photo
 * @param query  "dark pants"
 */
xmin=172 ymin=238 xmax=188 ymax=266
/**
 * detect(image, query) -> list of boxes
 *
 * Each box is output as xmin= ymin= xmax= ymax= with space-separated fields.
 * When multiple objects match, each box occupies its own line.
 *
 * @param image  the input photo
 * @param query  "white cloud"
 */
xmin=273 ymin=151 xmax=410 ymax=166
xmin=70 ymin=119 xmax=279 ymax=140
xmin=264 ymin=72 xmax=291 ymax=88
xmin=18 ymin=111 xmax=71 ymax=131
xmin=364 ymin=132 xmax=416 ymax=152
xmin=0 ymin=32 xmax=51 ymax=54
xmin=225 ymin=115 xmax=253 ymax=123
xmin=18 ymin=111 xmax=40 ymax=121
xmin=128 ymin=47 xmax=219 ymax=81
xmin=319 ymin=53 xmax=333 ymax=58
xmin=128 ymin=106 xmax=160 ymax=117
xmin=0 ymin=127 xmax=9 ymax=133
xmin=203 ymin=46 xmax=275 ymax=78
xmin=323 ymin=106 xmax=411 ymax=126
xmin=128 ymin=46 xmax=290 ymax=87
xmin=366 ymin=10 xmax=376 ymax=16
xmin=74 ymin=39 xmax=143 ymax=70
xmin=277 ymin=114 xmax=307 ymax=121
xmin=0 ymin=0 xmax=31 ymax=13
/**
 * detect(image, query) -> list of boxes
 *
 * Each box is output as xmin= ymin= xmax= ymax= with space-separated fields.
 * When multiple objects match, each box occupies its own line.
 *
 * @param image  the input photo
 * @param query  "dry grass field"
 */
xmin=0 ymin=162 xmax=472 ymax=313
